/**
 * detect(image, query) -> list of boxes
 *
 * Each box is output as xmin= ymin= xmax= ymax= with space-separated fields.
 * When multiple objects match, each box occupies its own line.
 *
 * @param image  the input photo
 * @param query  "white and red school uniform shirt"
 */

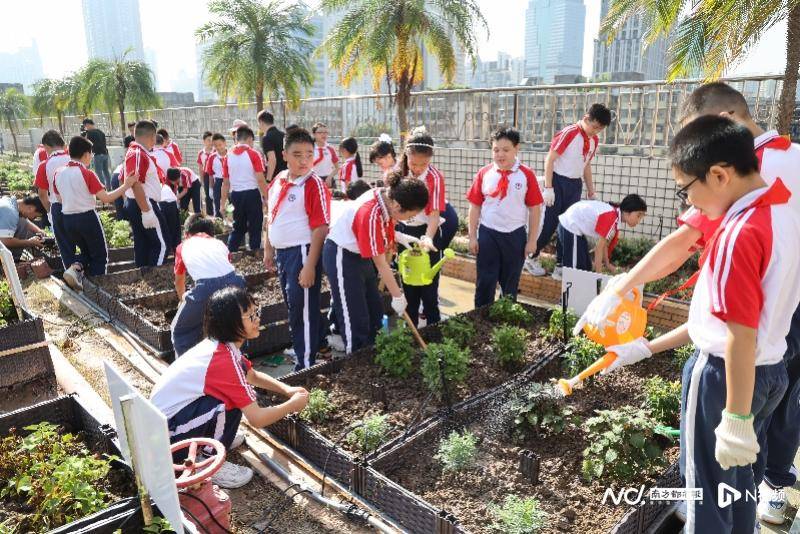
xmin=153 ymin=147 xmax=179 ymax=177
xmin=466 ymin=159 xmax=543 ymax=233
xmin=53 ymin=161 xmax=105 ymax=215
xmin=34 ymin=149 xmax=70 ymax=206
xmin=205 ymin=151 xmax=225 ymax=179
xmin=32 ymin=144 xmax=47 ymax=174
xmin=402 ymin=165 xmax=448 ymax=227
xmin=678 ymin=131 xmax=800 ymax=250
xmin=177 ymin=167 xmax=199 ymax=190
xmin=222 ymin=144 xmax=265 ymax=192
xmin=124 ymin=142 xmax=163 ymax=201
xmin=267 ymin=170 xmax=331 ymax=249
xmin=312 ymin=144 xmax=338 ymax=177
xmin=163 ymin=140 xmax=183 ymax=165
xmin=338 ymin=157 xmax=359 ymax=192
xmin=559 ymin=200 xmax=621 ymax=253
xmin=174 ymin=233 xmax=235 ymax=281
xmin=197 ymin=148 xmax=213 ymax=173
xmin=150 ymin=338 xmax=256 ymax=420
xmin=328 ymin=188 xmax=395 ymax=258
xmin=688 ymin=179 xmax=800 ymax=365
xmin=550 ymin=123 xmax=599 ymax=179
xmin=160 ymin=183 xmax=178 ymax=203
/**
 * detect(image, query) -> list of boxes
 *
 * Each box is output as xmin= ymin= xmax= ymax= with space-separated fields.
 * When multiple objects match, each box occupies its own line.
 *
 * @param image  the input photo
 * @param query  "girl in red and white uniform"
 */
xmin=311 ymin=122 xmax=339 ymax=188
xmin=337 ymin=137 xmax=362 ymax=193
xmin=368 ymin=134 xmax=397 ymax=185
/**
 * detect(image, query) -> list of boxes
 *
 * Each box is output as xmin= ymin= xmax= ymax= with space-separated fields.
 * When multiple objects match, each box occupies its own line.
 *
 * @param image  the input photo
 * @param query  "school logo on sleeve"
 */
xmin=288 ymin=194 xmax=296 ymax=202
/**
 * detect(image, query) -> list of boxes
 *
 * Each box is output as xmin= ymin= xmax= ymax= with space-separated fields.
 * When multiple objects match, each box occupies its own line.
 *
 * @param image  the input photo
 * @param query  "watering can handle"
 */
xmin=621 ymin=286 xmax=642 ymax=306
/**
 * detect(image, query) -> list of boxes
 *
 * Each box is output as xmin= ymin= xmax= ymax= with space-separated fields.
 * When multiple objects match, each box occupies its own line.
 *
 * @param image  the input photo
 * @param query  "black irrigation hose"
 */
xmin=180 ymin=490 xmax=234 ymax=534
xmin=320 ymin=422 xmax=365 ymax=497
xmin=253 ymin=486 xmax=313 ymax=533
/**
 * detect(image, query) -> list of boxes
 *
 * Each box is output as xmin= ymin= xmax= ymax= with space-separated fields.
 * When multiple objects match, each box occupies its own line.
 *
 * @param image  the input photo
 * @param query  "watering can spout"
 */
xmin=429 ymin=248 xmax=456 ymax=279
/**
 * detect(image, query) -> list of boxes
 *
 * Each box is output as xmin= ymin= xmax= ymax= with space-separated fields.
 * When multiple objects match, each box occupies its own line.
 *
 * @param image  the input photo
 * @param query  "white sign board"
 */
xmin=104 ymin=362 xmax=190 ymax=534
xmin=0 ymin=242 xmax=28 ymax=318
xmin=562 ymin=267 xmax=644 ymax=316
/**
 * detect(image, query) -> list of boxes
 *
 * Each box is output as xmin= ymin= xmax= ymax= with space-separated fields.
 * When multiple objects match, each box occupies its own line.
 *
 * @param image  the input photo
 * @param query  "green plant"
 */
xmin=540 ymin=256 xmax=556 ymax=273
xmin=489 ymin=494 xmax=547 ymax=533
xmin=375 ymin=325 xmax=415 ymax=378
xmin=434 ymin=430 xmax=478 ymax=472
xmin=508 ymin=382 xmax=576 ymax=438
xmin=491 ymin=325 xmax=528 ymax=367
xmin=489 ymin=297 xmax=531 ymax=325
xmin=561 ymin=336 xmax=605 ymax=378
xmin=346 ymin=414 xmax=390 ymax=453
xmin=610 ymin=237 xmax=654 ymax=268
xmin=420 ymin=339 xmax=471 ymax=396
xmin=0 ymin=280 xmax=17 ymax=327
xmin=540 ymin=307 xmax=578 ymax=341
xmin=299 ymin=388 xmax=333 ymax=423
xmin=644 ymin=376 xmax=681 ymax=426
xmin=99 ymin=212 xmax=132 ymax=248
xmin=142 ymin=517 xmax=174 ymax=533
xmin=581 ymin=406 xmax=667 ymax=482
xmin=440 ymin=315 xmax=476 ymax=348
xmin=673 ymin=344 xmax=695 ymax=369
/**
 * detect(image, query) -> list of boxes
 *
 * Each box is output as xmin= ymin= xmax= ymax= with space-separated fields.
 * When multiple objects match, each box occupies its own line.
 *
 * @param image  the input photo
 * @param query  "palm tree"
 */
xmin=0 ymin=89 xmax=29 ymax=156
xmin=320 ymin=0 xmax=487 ymax=141
xmin=30 ymin=78 xmax=75 ymax=134
xmin=81 ymin=52 xmax=160 ymax=136
xmin=196 ymin=0 xmax=315 ymax=111
xmin=601 ymin=0 xmax=800 ymax=134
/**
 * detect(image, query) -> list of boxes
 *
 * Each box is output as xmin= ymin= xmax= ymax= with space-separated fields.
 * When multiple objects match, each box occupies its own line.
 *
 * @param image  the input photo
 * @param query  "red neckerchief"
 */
xmin=577 ymin=124 xmax=592 ymax=158
xmin=313 ymin=146 xmax=326 ymax=166
xmin=270 ymin=177 xmax=294 ymax=223
xmin=231 ymin=144 xmax=249 ymax=156
xmin=488 ymin=169 xmax=513 ymax=200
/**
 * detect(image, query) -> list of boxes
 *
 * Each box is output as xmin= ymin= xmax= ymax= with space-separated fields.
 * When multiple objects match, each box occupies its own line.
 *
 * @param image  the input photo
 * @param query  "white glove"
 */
xmin=391 ymin=294 xmax=408 ymax=316
xmin=600 ymin=337 xmax=652 ymax=375
xmin=418 ymin=235 xmax=438 ymax=252
xmin=714 ymin=411 xmax=759 ymax=469
xmin=573 ymin=274 xmax=627 ymax=336
xmin=543 ymin=187 xmax=555 ymax=207
xmin=395 ymin=232 xmax=420 ymax=248
xmin=141 ymin=208 xmax=158 ymax=229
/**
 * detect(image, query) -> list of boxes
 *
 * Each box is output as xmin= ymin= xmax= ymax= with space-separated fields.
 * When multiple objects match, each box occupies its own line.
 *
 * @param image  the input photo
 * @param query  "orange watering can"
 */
xmin=557 ymin=287 xmax=648 ymax=396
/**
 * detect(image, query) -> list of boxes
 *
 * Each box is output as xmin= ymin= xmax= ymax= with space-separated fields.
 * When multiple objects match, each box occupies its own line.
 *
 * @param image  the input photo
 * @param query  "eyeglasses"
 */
xmin=675 ymin=178 xmax=700 ymax=202
xmin=242 ymin=308 xmax=261 ymax=323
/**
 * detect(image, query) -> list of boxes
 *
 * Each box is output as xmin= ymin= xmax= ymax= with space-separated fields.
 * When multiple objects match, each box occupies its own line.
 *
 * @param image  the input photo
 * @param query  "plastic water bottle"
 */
xmin=381 ymin=314 xmax=389 ymax=331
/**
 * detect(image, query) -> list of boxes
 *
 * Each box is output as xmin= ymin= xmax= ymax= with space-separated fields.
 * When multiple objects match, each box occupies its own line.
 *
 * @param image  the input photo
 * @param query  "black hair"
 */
xmin=339 ymin=137 xmax=362 ymax=178
xmin=41 ymin=129 xmax=65 ymax=148
xmin=202 ymin=131 xmax=213 ymax=140
xmin=204 ymin=286 xmax=256 ymax=343
xmin=184 ymin=213 xmax=217 ymax=236
xmin=680 ymin=82 xmax=751 ymax=122
xmin=211 ymin=133 xmax=226 ymax=142
xmin=284 ymin=127 xmax=314 ymax=149
xmin=166 ymin=167 xmax=181 ymax=181
xmin=68 ymin=135 xmax=93 ymax=159
xmin=82 ymin=118 xmax=94 ymax=126
xmin=21 ymin=195 xmax=45 ymax=216
xmin=311 ymin=122 xmax=327 ymax=134
xmin=123 ymin=136 xmax=134 ymax=149
xmin=235 ymin=126 xmax=255 ymax=141
xmin=385 ymin=171 xmax=429 ymax=212
xmin=286 ymin=124 xmax=300 ymax=134
xmin=156 ymin=134 xmax=164 ymax=145
xmin=257 ymin=110 xmax=275 ymax=125
xmin=611 ymin=194 xmax=647 ymax=213
xmin=369 ymin=138 xmax=396 ymax=163
xmin=156 ymin=128 xmax=169 ymax=139
xmin=587 ymin=103 xmax=612 ymax=127
xmin=490 ymin=127 xmax=520 ymax=146
xmin=400 ymin=129 xmax=434 ymax=176
xmin=134 ymin=120 xmax=156 ymax=138
xmin=346 ymin=179 xmax=371 ymax=200
xmin=127 ymin=121 xmax=136 ymax=128
xmin=669 ymin=115 xmax=759 ymax=181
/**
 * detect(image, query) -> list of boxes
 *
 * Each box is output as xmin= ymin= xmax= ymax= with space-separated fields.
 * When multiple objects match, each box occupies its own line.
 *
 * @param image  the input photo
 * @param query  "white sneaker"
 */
xmin=229 ymin=431 xmax=246 ymax=450
xmin=757 ymin=481 xmax=787 ymax=525
xmin=63 ymin=265 xmax=83 ymax=291
xmin=524 ymin=257 xmax=546 ymax=276
xmin=211 ymin=461 xmax=253 ymax=489
xmin=326 ymin=334 xmax=345 ymax=352
xmin=283 ymin=347 xmax=296 ymax=357
xmin=551 ymin=267 xmax=563 ymax=281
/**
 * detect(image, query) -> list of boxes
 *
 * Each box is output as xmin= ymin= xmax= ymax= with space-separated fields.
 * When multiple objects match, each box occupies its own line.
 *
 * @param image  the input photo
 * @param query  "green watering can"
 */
xmin=398 ymin=247 xmax=456 ymax=286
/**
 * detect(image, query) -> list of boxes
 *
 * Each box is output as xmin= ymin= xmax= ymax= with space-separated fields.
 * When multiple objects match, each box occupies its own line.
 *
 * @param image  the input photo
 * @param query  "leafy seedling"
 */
xmin=489 ymin=297 xmax=531 ymax=325
xmin=440 ymin=315 xmax=476 ymax=348
xmin=346 ymin=414 xmax=390 ymax=454
xmin=375 ymin=325 xmax=415 ymax=378
xmin=421 ymin=339 xmax=471 ymax=397
xmin=435 ymin=430 xmax=478 ymax=472
xmin=299 ymin=388 xmax=333 ymax=423
xmin=491 ymin=325 xmax=528 ymax=367
xmin=643 ymin=376 xmax=681 ymax=426
xmin=508 ymin=382 xmax=576 ymax=438
xmin=490 ymin=494 xmax=548 ymax=533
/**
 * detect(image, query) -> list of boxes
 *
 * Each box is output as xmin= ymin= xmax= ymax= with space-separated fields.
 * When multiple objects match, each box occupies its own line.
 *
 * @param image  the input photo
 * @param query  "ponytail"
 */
xmin=354 ymin=151 xmax=363 ymax=178
xmin=340 ymin=137 xmax=361 ymax=177
xmin=385 ymin=171 xmax=428 ymax=212
xmin=400 ymin=152 xmax=410 ymax=177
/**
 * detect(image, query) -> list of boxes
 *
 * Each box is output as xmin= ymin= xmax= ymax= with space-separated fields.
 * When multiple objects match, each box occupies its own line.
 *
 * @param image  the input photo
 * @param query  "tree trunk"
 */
xmin=7 ymin=120 xmax=18 ymax=156
xmin=396 ymin=80 xmax=410 ymax=145
xmin=778 ymin=3 xmax=800 ymax=135
xmin=57 ymin=112 xmax=64 ymax=135
xmin=118 ymin=101 xmax=126 ymax=137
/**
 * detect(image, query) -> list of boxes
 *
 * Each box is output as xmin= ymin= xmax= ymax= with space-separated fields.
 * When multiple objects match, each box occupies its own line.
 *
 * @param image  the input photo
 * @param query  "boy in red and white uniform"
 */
xmin=153 ymin=134 xmax=179 ymax=177
xmin=198 ymin=131 xmax=214 ymax=215
xmin=54 ymin=136 xmax=135 ymax=289
xmin=220 ymin=126 xmax=268 ymax=252
xmin=34 ymin=130 xmax=73 ymax=270
xmin=157 ymin=128 xmax=182 ymax=165
xmin=264 ymin=128 xmax=331 ymax=370
xmin=205 ymin=133 xmax=227 ymax=218
xmin=311 ymin=122 xmax=339 ymax=188
xmin=172 ymin=166 xmax=202 ymax=214
xmin=32 ymin=143 xmax=47 ymax=175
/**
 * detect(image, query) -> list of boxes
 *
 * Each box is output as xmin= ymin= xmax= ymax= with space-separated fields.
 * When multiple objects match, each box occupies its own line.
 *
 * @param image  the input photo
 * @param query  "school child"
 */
xmin=337 ymin=137 xmax=362 ymax=193
xmin=151 ymin=286 xmax=309 ymax=488
xmin=157 ymin=128 xmax=182 ymax=165
xmin=54 ymin=136 xmax=136 ymax=289
xmin=109 ymin=136 xmax=134 ymax=220
xmin=601 ymin=116 xmax=799 ymax=534
xmin=556 ymin=195 xmax=647 ymax=275
xmin=369 ymin=134 xmax=397 ymax=183
xmin=153 ymin=134 xmax=179 ymax=176
xmin=34 ymin=130 xmax=72 ymax=270
xmin=467 ymin=127 xmax=543 ymax=308
xmin=263 ymin=128 xmax=332 ymax=370
xmin=323 ymin=171 xmax=428 ymax=353
xmin=172 ymin=166 xmax=202 ymax=214
xmin=220 ymin=126 xmax=269 ymax=252
xmin=205 ymin=133 xmax=228 ymax=218
xmin=198 ymin=131 xmax=215 ymax=216
xmin=170 ymin=215 xmax=246 ymax=357
xmin=527 ymin=103 xmax=611 ymax=276
xmin=123 ymin=120 xmax=169 ymax=268
xmin=32 ymin=143 xmax=47 ymax=175
xmin=160 ymin=170 xmax=182 ymax=255
xmin=311 ymin=123 xmax=339 ymax=189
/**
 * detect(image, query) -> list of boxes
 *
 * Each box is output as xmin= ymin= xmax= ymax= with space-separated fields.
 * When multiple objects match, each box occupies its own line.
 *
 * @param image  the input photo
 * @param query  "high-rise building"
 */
xmin=593 ymin=0 xmax=669 ymax=81
xmin=421 ymin=41 xmax=467 ymax=90
xmin=470 ymin=53 xmax=525 ymax=89
xmin=195 ymin=42 xmax=217 ymax=103
xmin=82 ymin=0 xmax=145 ymax=62
xmin=524 ymin=0 xmax=585 ymax=84
xmin=0 ymin=42 xmax=44 ymax=94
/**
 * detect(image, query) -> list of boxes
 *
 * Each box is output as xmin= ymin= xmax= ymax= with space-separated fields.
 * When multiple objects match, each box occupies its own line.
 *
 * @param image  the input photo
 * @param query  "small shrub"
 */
xmin=346 ymin=414 xmax=390 ymax=453
xmin=611 ymin=237 xmax=654 ymax=268
xmin=421 ymin=339 xmax=471 ymax=397
xmin=490 ymin=495 xmax=548 ymax=534
xmin=644 ymin=376 xmax=681 ymax=426
xmin=582 ymin=406 xmax=666 ymax=482
xmin=434 ymin=430 xmax=478 ymax=472
xmin=540 ymin=307 xmax=578 ymax=341
xmin=540 ymin=256 xmax=556 ymax=273
xmin=489 ymin=297 xmax=531 ymax=325
xmin=561 ymin=336 xmax=605 ymax=377
xmin=491 ymin=325 xmax=528 ymax=367
xmin=375 ymin=326 xmax=415 ymax=378
xmin=0 ymin=280 xmax=17 ymax=327
xmin=99 ymin=212 xmax=132 ymax=248
xmin=440 ymin=315 xmax=476 ymax=348
xmin=673 ymin=344 xmax=695 ymax=369
xmin=509 ymin=382 xmax=576 ymax=438
xmin=299 ymin=388 xmax=333 ymax=423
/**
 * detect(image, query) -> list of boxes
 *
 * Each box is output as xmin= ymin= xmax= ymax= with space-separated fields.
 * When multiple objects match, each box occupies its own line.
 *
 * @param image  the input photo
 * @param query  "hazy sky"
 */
xmin=0 ymin=0 xmax=788 ymax=92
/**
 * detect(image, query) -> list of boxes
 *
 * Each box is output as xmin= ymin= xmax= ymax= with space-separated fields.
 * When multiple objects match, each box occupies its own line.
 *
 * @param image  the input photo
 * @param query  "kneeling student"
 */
xmin=152 ymin=286 xmax=309 ymax=489
xmin=54 ymin=136 xmax=136 ymax=290
xmin=160 ymin=170 xmax=182 ymax=256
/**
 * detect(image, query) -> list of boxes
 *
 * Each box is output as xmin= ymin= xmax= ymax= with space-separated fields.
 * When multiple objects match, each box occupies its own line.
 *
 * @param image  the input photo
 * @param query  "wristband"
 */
xmin=723 ymin=410 xmax=753 ymax=421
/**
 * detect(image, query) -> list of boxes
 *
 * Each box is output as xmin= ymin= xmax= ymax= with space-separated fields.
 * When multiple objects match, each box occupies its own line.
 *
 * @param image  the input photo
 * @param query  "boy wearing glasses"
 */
xmin=311 ymin=122 xmax=339 ymax=189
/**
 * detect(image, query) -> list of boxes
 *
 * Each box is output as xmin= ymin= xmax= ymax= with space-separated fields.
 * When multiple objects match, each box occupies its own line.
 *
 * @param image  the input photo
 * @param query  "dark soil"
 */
xmin=381 ymin=353 xmax=683 ymax=534
xmin=93 ymin=267 xmax=178 ymax=299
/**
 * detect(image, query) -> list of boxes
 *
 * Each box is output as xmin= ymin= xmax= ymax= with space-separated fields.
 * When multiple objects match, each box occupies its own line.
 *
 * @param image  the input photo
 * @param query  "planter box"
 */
xmin=0 ymin=310 xmax=56 ymax=409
